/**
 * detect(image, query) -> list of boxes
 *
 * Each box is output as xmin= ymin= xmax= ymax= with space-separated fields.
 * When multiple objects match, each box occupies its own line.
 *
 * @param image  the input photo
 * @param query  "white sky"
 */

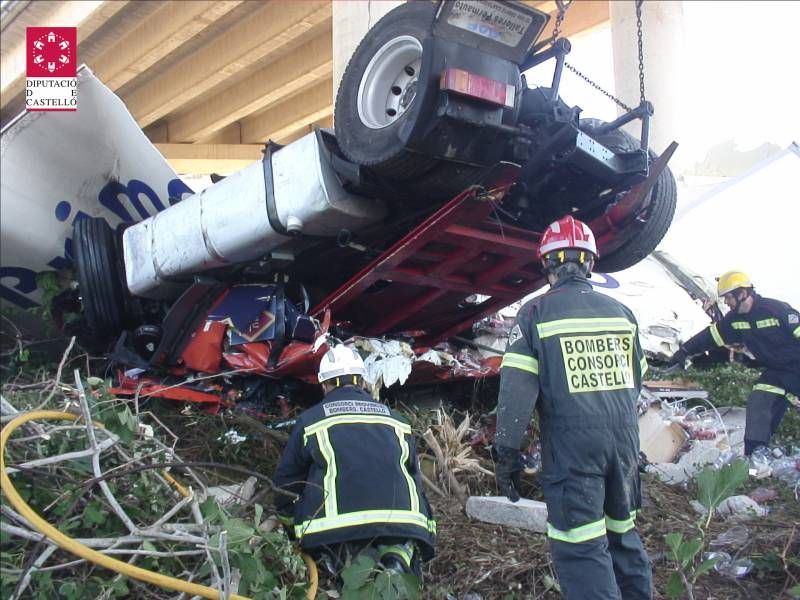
xmin=524 ymin=1 xmax=800 ymax=171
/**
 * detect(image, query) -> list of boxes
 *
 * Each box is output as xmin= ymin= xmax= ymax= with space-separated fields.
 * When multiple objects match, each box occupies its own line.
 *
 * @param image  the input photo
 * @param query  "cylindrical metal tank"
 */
xmin=123 ymin=132 xmax=386 ymax=299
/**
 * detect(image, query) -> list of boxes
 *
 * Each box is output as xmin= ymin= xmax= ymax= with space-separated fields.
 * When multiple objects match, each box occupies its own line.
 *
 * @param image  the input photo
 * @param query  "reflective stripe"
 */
xmin=316 ymin=429 xmax=338 ymax=519
xmin=794 ymin=325 xmax=800 ymax=338
xmin=640 ymin=355 xmax=649 ymax=376
xmin=756 ymin=318 xmax=780 ymax=329
xmin=537 ymin=317 xmax=635 ymax=339
xmin=731 ymin=321 xmax=751 ymax=330
xmin=605 ymin=511 xmax=637 ymax=534
xmin=501 ymin=352 xmax=539 ymax=374
xmin=296 ymin=510 xmax=436 ymax=537
xmin=709 ymin=324 xmax=725 ymax=347
xmin=394 ymin=428 xmax=419 ymax=513
xmin=753 ymin=383 xmax=786 ymax=396
xmin=547 ymin=518 xmax=606 ymax=543
xmin=300 ymin=413 xmax=429 ymax=540
xmin=379 ymin=543 xmax=414 ymax=567
xmin=304 ymin=415 xmax=410 ymax=441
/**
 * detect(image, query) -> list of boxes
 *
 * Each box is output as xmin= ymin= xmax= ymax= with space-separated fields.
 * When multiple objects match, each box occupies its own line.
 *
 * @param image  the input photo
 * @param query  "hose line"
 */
xmin=1 ymin=411 xmax=318 ymax=600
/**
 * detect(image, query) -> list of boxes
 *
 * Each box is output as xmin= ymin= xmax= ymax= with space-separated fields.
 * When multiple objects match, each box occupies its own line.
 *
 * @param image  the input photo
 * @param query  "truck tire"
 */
xmin=335 ymin=1 xmax=437 ymax=179
xmin=73 ymin=217 xmax=126 ymax=335
xmin=581 ymin=119 xmax=677 ymax=273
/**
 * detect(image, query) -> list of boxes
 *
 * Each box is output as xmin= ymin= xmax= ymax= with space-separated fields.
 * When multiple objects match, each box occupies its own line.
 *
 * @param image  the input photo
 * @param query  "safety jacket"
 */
xmin=273 ymin=386 xmax=435 ymax=558
xmin=497 ymin=275 xmax=648 ymax=443
xmin=682 ymin=294 xmax=800 ymax=373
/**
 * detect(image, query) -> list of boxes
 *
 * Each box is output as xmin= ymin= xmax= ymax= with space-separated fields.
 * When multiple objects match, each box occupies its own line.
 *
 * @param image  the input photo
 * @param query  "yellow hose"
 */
xmin=301 ymin=552 xmax=318 ymax=599
xmin=1 ymin=411 xmax=319 ymax=600
xmin=161 ymin=469 xmax=191 ymax=498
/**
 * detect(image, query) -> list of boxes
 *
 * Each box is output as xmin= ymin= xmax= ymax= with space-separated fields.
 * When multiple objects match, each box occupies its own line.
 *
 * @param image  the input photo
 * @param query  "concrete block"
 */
xmin=465 ymin=495 xmax=548 ymax=533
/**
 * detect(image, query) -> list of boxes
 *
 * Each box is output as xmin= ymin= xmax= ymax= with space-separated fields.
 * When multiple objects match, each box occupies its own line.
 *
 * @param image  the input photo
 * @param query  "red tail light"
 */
xmin=440 ymin=68 xmax=515 ymax=108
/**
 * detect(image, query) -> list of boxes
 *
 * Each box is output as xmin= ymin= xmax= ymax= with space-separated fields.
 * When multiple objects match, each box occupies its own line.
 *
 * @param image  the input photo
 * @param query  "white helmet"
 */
xmin=318 ymin=344 xmax=366 ymax=383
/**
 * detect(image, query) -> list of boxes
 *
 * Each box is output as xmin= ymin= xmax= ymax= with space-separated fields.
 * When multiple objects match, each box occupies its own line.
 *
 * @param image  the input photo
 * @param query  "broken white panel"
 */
xmin=660 ymin=145 xmax=800 ymax=310
xmin=1 ymin=66 xmax=190 ymax=308
xmin=465 ymin=495 xmax=548 ymax=533
xmin=588 ymin=258 xmax=713 ymax=359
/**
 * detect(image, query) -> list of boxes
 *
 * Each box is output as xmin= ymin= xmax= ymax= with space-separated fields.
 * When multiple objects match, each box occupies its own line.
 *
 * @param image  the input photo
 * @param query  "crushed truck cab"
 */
xmin=28 ymin=1 xmax=677 ymax=409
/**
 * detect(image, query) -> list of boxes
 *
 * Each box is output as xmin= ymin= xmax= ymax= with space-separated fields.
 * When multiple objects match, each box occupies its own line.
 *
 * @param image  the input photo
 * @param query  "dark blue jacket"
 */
xmin=682 ymin=294 xmax=800 ymax=373
xmin=273 ymin=385 xmax=435 ymax=558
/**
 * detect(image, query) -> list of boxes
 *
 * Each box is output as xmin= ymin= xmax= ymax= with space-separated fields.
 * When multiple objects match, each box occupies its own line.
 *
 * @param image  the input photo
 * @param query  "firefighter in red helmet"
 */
xmin=495 ymin=216 xmax=652 ymax=599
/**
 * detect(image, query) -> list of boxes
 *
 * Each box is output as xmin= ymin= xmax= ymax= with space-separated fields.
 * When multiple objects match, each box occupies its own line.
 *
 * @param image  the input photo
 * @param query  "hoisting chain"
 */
xmin=550 ymin=0 xmax=648 ymax=112
xmin=635 ymin=0 xmax=646 ymax=104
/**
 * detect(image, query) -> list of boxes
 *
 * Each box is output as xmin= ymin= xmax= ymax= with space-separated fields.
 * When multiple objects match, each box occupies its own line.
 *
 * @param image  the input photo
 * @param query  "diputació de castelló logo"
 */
xmin=26 ymin=27 xmax=78 ymax=111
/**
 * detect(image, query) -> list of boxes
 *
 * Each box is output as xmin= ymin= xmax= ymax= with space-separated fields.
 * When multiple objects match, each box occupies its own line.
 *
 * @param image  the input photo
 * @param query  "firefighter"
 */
xmin=669 ymin=271 xmax=800 ymax=455
xmin=273 ymin=344 xmax=435 ymax=576
xmin=494 ymin=216 xmax=651 ymax=600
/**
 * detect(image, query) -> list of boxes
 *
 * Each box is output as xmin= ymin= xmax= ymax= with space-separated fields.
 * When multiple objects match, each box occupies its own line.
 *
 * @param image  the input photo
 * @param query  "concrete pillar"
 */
xmin=332 ymin=0 xmax=404 ymax=111
xmin=611 ymin=0 xmax=685 ymax=172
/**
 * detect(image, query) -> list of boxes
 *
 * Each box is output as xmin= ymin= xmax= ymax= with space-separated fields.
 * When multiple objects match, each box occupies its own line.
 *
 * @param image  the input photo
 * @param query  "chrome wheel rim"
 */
xmin=357 ymin=35 xmax=423 ymax=130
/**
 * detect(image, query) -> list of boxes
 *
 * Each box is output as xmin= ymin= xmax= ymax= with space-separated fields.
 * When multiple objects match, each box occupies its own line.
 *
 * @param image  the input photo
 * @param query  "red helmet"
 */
xmin=538 ymin=215 xmax=598 ymax=260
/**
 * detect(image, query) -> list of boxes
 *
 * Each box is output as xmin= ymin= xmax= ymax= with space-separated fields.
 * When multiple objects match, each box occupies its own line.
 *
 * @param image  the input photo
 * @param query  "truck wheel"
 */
xmin=581 ymin=119 xmax=678 ymax=273
xmin=335 ymin=2 xmax=437 ymax=179
xmin=73 ymin=217 xmax=126 ymax=335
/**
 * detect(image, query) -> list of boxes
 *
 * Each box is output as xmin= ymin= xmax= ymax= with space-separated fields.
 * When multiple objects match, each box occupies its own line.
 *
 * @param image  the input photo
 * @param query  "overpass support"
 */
xmin=611 ymin=1 xmax=686 ymax=171
xmin=332 ymin=1 xmax=403 ymax=110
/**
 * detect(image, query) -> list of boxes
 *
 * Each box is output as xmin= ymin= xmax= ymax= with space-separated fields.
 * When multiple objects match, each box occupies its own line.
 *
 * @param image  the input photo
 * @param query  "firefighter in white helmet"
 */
xmin=273 ymin=343 xmax=435 ymax=578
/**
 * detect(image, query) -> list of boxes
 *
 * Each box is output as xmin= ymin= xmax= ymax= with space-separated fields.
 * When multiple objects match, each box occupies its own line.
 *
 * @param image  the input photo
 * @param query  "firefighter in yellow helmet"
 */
xmin=669 ymin=271 xmax=800 ymax=455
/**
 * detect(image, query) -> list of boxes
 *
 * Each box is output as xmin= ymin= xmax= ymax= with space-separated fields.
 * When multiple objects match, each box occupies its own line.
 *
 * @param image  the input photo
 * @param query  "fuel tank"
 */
xmin=123 ymin=132 xmax=386 ymax=299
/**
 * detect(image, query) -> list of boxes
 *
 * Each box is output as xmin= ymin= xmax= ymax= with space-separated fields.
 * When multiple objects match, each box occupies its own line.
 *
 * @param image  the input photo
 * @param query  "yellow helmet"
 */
xmin=717 ymin=271 xmax=753 ymax=296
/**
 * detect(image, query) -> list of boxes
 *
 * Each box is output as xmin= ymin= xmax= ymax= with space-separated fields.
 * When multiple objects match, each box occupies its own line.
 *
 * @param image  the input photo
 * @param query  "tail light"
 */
xmin=440 ymin=68 xmax=515 ymax=109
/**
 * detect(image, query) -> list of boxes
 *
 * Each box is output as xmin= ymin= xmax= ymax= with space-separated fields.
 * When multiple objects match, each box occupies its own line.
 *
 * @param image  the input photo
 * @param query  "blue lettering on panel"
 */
xmin=167 ymin=178 xmax=193 ymax=204
xmin=591 ymin=273 xmax=620 ymax=289
xmin=99 ymin=179 xmax=165 ymax=222
xmin=0 ymin=267 xmax=40 ymax=308
xmin=7 ymin=178 xmax=193 ymax=309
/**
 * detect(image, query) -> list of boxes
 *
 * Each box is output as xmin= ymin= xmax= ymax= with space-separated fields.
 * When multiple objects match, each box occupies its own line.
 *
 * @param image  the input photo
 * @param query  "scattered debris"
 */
xmin=206 ymin=476 xmax=258 ymax=507
xmin=715 ymin=495 xmax=769 ymax=520
xmin=639 ymin=406 xmax=689 ymax=464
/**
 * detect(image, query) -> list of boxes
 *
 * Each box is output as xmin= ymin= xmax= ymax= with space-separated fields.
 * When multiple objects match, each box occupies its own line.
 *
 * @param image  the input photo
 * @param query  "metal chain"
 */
xmin=549 ymin=0 xmax=570 ymax=45
xmin=549 ymin=0 xmax=648 ymax=111
xmin=563 ymin=62 xmax=633 ymax=112
xmin=635 ymin=0 xmax=646 ymax=103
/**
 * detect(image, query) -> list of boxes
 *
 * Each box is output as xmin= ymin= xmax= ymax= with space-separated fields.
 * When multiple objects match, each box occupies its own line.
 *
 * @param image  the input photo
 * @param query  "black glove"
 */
xmin=668 ymin=348 xmax=688 ymax=369
xmin=495 ymin=445 xmax=523 ymax=502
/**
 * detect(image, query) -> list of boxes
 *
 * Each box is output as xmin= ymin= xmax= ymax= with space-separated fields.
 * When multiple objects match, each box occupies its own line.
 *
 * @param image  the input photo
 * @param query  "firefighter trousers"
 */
xmin=541 ymin=424 xmax=652 ymax=599
xmin=744 ymin=369 xmax=800 ymax=455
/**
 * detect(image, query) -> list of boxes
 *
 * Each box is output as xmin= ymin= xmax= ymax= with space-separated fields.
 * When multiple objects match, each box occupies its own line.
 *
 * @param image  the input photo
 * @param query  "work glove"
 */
xmin=495 ymin=445 xmax=523 ymax=502
xmin=667 ymin=348 xmax=688 ymax=369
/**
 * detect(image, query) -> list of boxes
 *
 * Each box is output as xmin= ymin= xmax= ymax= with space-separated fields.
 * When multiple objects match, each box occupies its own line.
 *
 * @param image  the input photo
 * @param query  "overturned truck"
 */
xmin=60 ymin=1 xmax=677 ymax=409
